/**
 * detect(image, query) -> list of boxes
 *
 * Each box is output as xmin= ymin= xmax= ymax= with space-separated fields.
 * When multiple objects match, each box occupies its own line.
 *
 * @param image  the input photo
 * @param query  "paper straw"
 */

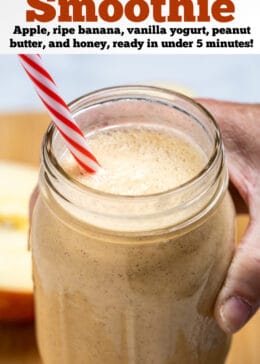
xmin=18 ymin=54 xmax=100 ymax=174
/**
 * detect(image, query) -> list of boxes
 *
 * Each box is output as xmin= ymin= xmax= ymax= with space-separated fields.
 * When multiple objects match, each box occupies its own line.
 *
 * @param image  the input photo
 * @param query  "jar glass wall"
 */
xmin=31 ymin=86 xmax=235 ymax=364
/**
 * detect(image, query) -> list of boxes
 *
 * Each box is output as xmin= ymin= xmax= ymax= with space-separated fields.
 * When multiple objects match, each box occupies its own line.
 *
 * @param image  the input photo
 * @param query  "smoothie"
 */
xmin=63 ymin=126 xmax=207 ymax=195
xmin=32 ymin=123 xmax=235 ymax=364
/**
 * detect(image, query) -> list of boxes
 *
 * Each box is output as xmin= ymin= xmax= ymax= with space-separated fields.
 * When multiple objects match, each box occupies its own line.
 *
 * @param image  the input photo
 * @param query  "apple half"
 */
xmin=0 ymin=162 xmax=38 ymax=322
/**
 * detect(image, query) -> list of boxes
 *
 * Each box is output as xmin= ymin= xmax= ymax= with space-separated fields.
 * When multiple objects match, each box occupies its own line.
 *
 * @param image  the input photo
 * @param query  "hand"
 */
xmin=197 ymin=99 xmax=260 ymax=334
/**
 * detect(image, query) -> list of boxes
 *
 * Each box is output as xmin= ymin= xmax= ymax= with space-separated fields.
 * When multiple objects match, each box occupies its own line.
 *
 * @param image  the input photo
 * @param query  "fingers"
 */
xmin=215 ymin=218 xmax=260 ymax=333
xmin=196 ymin=98 xmax=252 ymax=204
xmin=196 ymin=99 xmax=260 ymax=203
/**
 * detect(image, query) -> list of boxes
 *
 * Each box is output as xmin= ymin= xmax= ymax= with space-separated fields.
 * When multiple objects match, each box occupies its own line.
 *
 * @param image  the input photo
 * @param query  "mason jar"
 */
xmin=31 ymin=86 xmax=235 ymax=364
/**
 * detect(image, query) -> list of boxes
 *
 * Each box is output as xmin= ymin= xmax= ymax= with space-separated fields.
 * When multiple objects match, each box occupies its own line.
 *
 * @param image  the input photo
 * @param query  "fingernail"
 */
xmin=220 ymin=296 xmax=253 ymax=333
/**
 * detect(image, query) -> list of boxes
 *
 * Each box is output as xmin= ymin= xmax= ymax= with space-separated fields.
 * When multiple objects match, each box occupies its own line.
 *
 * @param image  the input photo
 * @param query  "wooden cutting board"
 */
xmin=0 ymin=113 xmax=259 ymax=364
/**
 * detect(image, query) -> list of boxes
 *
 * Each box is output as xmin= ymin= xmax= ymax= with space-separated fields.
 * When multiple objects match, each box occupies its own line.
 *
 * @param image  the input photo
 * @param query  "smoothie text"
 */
xmin=26 ymin=0 xmax=236 ymax=23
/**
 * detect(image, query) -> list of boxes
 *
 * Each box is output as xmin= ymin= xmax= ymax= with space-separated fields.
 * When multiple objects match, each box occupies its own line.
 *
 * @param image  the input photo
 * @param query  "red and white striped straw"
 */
xmin=18 ymin=54 xmax=100 ymax=174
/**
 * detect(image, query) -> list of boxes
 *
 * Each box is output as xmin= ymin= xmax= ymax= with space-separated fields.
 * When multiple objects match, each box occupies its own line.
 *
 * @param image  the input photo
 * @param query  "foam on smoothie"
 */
xmin=61 ymin=126 xmax=207 ymax=196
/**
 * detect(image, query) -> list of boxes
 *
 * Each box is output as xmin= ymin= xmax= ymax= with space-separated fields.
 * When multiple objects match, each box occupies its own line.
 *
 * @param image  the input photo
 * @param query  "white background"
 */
xmin=0 ymin=0 xmax=259 ymax=54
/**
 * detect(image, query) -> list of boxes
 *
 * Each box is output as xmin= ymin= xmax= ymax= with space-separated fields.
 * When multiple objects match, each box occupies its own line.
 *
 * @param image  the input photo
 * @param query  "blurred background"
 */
xmin=0 ymin=54 xmax=259 ymax=112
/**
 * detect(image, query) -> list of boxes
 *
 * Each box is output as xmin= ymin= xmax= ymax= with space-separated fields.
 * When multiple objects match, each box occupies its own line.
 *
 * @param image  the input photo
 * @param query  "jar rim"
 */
xmin=43 ymin=85 xmax=222 ymax=201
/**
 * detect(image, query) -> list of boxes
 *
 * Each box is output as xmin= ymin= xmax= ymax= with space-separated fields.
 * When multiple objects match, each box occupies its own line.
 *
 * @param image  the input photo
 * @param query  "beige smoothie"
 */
xmin=32 ymin=124 xmax=235 ymax=364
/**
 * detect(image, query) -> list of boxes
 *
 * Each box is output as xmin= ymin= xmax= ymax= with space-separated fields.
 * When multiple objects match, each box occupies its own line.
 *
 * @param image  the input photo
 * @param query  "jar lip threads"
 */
xmin=44 ymin=85 xmax=222 ymax=198
xmin=40 ymin=86 xmax=228 ymax=234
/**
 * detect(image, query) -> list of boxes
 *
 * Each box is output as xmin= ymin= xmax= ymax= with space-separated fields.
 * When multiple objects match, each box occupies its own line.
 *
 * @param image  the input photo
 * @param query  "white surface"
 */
xmin=0 ymin=55 xmax=259 ymax=112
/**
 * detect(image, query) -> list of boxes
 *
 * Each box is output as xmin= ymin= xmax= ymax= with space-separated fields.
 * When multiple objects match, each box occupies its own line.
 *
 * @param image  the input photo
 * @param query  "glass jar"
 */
xmin=31 ymin=86 xmax=235 ymax=364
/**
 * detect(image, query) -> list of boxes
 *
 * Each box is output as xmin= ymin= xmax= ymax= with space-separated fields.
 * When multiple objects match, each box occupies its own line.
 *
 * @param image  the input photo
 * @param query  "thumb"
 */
xmin=215 ymin=217 xmax=260 ymax=333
